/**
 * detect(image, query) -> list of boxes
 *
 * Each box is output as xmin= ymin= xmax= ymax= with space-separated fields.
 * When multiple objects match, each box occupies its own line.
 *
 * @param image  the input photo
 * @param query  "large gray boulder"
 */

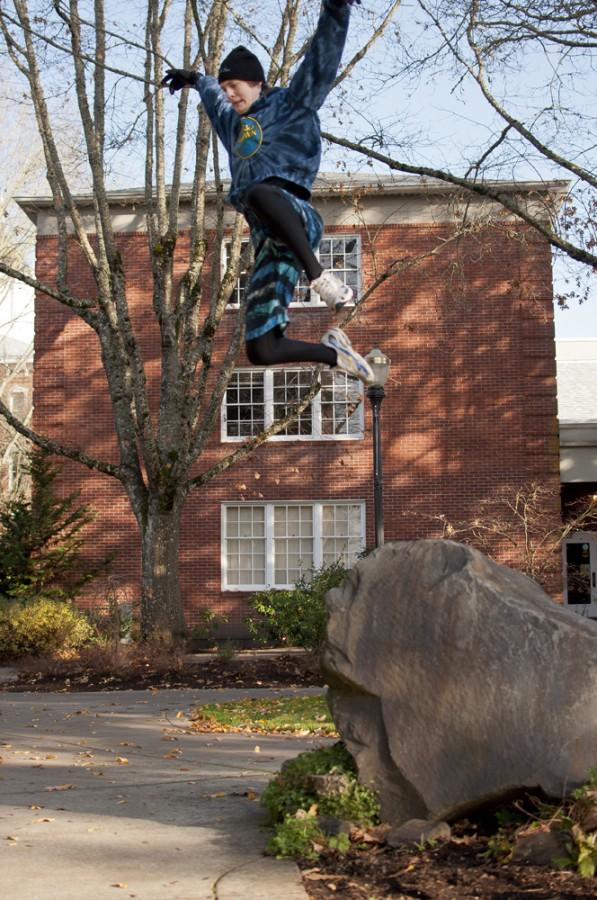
xmin=321 ymin=540 xmax=597 ymax=826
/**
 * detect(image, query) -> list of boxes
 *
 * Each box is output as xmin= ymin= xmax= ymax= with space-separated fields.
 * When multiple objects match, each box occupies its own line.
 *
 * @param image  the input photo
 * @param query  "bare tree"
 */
xmin=323 ymin=0 xmax=597 ymax=300
xmin=413 ymin=483 xmax=597 ymax=591
xmin=0 ymin=0 xmax=399 ymax=641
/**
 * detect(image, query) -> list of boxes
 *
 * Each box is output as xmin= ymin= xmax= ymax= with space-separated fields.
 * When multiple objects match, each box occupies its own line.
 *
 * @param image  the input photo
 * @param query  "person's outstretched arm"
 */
xmin=161 ymin=69 xmax=236 ymax=152
xmin=287 ymin=0 xmax=357 ymax=111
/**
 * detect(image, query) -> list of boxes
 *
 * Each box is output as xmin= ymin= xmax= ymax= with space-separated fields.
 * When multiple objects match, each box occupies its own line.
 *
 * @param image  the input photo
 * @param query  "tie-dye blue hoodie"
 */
xmin=192 ymin=0 xmax=350 ymax=210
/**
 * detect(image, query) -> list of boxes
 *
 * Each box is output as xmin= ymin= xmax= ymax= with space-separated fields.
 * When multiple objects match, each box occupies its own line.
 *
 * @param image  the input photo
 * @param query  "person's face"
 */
xmin=220 ymin=80 xmax=262 ymax=114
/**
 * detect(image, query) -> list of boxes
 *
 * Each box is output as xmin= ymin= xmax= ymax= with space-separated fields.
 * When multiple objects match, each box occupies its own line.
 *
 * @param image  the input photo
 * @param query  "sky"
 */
xmin=553 ymin=302 xmax=597 ymax=340
xmin=1 ymin=0 xmax=595 ymax=345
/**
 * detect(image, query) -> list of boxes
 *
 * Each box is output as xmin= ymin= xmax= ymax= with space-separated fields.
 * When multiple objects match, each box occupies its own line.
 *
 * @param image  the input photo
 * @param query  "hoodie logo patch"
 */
xmin=234 ymin=116 xmax=262 ymax=159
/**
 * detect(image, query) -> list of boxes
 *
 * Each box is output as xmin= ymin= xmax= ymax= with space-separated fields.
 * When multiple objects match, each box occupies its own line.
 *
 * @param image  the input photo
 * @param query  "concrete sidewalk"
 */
xmin=0 ymin=686 xmax=328 ymax=900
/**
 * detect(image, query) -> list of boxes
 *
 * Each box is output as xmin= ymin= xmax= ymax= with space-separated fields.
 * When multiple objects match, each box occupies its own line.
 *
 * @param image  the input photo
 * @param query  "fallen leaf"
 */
xmin=115 ymin=757 xmax=129 ymax=765
xmin=110 ymin=883 xmax=128 ymax=889
xmin=175 ymin=711 xmax=186 ymax=719
xmin=6 ymin=836 xmax=18 ymax=842
xmin=253 ymin=746 xmax=261 ymax=753
xmin=45 ymin=784 xmax=76 ymax=792
xmin=33 ymin=817 xmax=56 ymax=824
xmin=162 ymin=749 xmax=182 ymax=760
xmin=304 ymin=872 xmax=340 ymax=882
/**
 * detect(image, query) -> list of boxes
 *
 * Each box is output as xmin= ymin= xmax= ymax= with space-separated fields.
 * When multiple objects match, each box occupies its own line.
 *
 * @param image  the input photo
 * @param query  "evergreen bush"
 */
xmin=0 ymin=450 xmax=111 ymax=604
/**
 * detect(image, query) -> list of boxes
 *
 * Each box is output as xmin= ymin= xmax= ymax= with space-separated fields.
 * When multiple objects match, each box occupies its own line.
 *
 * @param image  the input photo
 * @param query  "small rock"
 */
xmin=306 ymin=773 xmax=350 ymax=799
xmin=0 ymin=668 xmax=19 ymax=684
xmin=387 ymin=818 xmax=451 ymax=847
xmin=511 ymin=825 xmax=571 ymax=866
xmin=570 ymin=790 xmax=597 ymax=832
xmin=316 ymin=815 xmax=352 ymax=837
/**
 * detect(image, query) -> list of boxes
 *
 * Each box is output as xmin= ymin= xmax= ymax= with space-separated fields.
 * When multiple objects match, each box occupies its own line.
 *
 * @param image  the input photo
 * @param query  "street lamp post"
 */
xmin=365 ymin=348 xmax=391 ymax=549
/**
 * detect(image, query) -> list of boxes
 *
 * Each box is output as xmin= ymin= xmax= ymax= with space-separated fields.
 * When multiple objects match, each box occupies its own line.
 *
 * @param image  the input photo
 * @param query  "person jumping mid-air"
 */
xmin=161 ymin=0 xmax=374 ymax=385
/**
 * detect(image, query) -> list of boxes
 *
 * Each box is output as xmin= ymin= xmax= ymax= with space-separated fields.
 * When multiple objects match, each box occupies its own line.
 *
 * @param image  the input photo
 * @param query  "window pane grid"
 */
xmin=224 ymin=502 xmax=364 ymax=589
xmin=225 ymin=506 xmax=265 ymax=585
xmin=317 ymin=237 xmax=359 ymax=295
xmin=274 ymin=505 xmax=314 ymax=584
xmin=224 ymin=240 xmax=249 ymax=306
xmin=225 ymin=371 xmax=265 ymax=437
xmin=225 ymin=235 xmax=360 ymax=308
xmin=321 ymin=503 xmax=363 ymax=567
xmin=224 ymin=369 xmax=363 ymax=441
xmin=320 ymin=371 xmax=363 ymax=436
xmin=273 ymin=369 xmax=313 ymax=435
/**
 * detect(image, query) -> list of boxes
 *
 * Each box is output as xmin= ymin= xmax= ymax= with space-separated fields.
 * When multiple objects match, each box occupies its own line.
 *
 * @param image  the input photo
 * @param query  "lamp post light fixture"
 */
xmin=365 ymin=348 xmax=391 ymax=549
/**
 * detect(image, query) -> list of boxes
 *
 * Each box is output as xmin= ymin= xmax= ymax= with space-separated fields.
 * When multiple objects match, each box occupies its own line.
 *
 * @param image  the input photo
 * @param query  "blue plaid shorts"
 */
xmin=243 ymin=189 xmax=323 ymax=341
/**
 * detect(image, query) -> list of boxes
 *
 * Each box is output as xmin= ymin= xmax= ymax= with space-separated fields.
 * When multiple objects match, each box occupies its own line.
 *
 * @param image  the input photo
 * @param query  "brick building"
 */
xmin=19 ymin=175 xmax=566 ymax=637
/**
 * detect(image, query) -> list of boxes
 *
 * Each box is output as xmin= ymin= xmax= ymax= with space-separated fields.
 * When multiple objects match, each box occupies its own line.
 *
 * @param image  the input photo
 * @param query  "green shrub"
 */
xmin=267 ymin=813 xmax=326 ymax=860
xmin=0 ymin=450 xmax=112 ymax=604
xmin=0 ymin=597 xmax=97 ymax=661
xmin=247 ymin=560 xmax=349 ymax=651
xmin=264 ymin=742 xmax=379 ymax=826
xmin=187 ymin=609 xmax=230 ymax=648
xmin=262 ymin=742 xmax=380 ymax=859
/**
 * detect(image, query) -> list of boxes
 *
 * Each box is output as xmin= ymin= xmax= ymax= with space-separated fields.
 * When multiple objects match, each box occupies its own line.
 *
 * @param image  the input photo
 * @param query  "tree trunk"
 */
xmin=140 ymin=498 xmax=185 ymax=643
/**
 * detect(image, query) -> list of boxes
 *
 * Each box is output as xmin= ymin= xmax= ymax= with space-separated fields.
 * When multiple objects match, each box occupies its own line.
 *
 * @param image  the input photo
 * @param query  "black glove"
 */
xmin=160 ymin=68 xmax=198 ymax=94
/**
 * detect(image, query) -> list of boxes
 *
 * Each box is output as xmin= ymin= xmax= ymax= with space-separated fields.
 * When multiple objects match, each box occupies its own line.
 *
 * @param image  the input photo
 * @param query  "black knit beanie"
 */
xmin=218 ymin=46 xmax=265 ymax=83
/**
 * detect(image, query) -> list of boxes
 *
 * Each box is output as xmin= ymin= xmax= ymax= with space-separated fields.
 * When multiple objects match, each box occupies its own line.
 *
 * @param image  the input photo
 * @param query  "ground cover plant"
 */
xmin=262 ymin=742 xmax=380 ymax=859
xmin=189 ymin=694 xmax=337 ymax=736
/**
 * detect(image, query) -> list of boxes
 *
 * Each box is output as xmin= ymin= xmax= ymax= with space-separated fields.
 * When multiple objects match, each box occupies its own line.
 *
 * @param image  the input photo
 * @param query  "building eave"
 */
xmin=15 ymin=173 xmax=571 ymax=224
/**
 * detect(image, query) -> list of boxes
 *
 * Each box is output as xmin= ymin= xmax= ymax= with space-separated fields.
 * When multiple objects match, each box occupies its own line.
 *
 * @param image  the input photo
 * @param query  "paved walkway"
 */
xmin=0 ymin=686 xmax=327 ymax=900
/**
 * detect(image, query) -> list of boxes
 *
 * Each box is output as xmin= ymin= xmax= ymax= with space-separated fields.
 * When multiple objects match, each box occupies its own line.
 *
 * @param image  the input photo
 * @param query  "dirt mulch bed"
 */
xmin=0 ymin=650 xmax=323 ymax=692
xmin=299 ymin=826 xmax=596 ymax=899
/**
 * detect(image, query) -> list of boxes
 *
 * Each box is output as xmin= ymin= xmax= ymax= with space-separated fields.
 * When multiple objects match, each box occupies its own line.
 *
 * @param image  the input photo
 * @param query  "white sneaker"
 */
xmin=322 ymin=327 xmax=374 ymax=386
xmin=310 ymin=272 xmax=353 ymax=312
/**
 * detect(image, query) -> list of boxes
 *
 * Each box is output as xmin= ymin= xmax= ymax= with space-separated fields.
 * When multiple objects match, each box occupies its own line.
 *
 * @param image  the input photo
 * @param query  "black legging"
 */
xmin=244 ymin=181 xmax=323 ymax=281
xmin=246 ymin=325 xmax=336 ymax=367
xmin=243 ymin=181 xmax=336 ymax=368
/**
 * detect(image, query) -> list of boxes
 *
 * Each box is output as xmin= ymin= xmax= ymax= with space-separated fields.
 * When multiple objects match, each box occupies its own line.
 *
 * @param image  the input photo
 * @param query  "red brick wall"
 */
xmin=33 ymin=217 xmax=562 ymax=634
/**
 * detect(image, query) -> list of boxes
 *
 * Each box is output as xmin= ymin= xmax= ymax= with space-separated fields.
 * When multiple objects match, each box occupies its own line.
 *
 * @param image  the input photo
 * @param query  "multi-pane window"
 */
xmin=317 ymin=237 xmax=359 ymax=300
xmin=274 ymin=505 xmax=314 ymax=584
xmin=322 ymin=504 xmax=363 ymax=566
xmin=225 ymin=370 xmax=265 ymax=438
xmin=9 ymin=389 xmax=27 ymax=418
xmin=224 ymin=234 xmax=360 ymax=307
xmin=222 ymin=501 xmax=365 ymax=589
xmin=223 ymin=240 xmax=250 ymax=306
xmin=272 ymin=368 xmax=313 ymax=437
xmin=7 ymin=450 xmax=19 ymax=493
xmin=225 ymin=506 xmax=266 ymax=588
xmin=223 ymin=368 xmax=363 ymax=441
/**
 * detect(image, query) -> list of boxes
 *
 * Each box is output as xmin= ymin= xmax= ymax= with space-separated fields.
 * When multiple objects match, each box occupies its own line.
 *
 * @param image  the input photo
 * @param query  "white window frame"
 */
xmin=221 ymin=500 xmax=366 ymax=591
xmin=222 ymin=233 xmax=361 ymax=309
xmin=9 ymin=387 xmax=27 ymax=418
xmin=221 ymin=367 xmax=364 ymax=442
xmin=6 ymin=449 xmax=19 ymax=493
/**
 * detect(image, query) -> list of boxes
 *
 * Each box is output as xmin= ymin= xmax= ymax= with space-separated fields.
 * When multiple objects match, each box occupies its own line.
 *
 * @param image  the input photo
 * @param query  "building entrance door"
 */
xmin=563 ymin=532 xmax=597 ymax=619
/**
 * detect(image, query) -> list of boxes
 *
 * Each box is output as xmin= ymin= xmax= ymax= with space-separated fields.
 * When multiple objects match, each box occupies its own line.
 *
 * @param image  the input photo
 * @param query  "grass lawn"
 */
xmin=190 ymin=694 xmax=338 ymax=736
